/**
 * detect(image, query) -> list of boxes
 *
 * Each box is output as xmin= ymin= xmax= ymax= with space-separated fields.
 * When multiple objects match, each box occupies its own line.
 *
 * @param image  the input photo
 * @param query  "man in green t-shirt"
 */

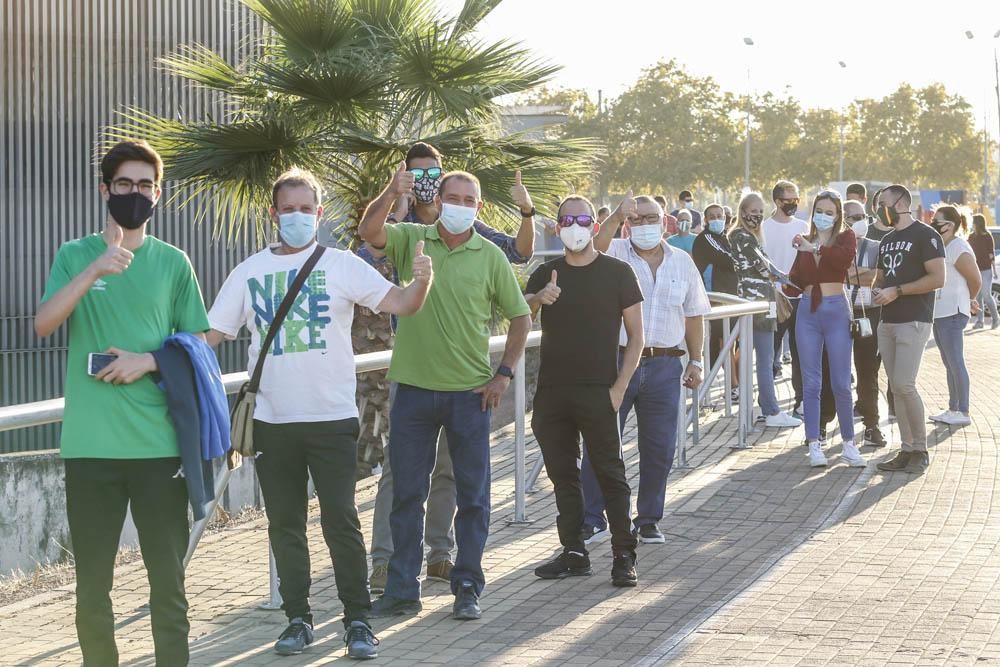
xmin=35 ymin=140 xmax=210 ymax=666
xmin=361 ymin=171 xmax=531 ymax=621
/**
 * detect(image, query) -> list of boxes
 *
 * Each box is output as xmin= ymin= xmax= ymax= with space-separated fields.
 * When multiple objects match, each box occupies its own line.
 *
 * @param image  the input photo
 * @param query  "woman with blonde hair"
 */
xmin=728 ymin=192 xmax=800 ymax=428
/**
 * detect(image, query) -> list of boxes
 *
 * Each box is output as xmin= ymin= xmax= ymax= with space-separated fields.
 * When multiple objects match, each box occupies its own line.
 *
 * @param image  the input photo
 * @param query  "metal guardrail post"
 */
xmin=183 ymin=464 xmax=235 ymax=568
xmin=732 ymin=314 xmax=754 ymax=449
xmin=508 ymin=354 xmax=532 ymax=524
xmin=723 ymin=317 xmax=733 ymax=417
xmin=259 ymin=544 xmax=283 ymax=610
xmin=675 ymin=384 xmax=692 ymax=469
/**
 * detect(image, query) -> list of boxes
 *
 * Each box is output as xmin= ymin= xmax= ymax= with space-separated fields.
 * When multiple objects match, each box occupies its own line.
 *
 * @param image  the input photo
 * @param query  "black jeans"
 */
xmin=531 ymin=384 xmax=637 ymax=555
xmin=253 ymin=419 xmax=370 ymax=628
xmin=65 ymin=457 xmax=190 ymax=667
xmin=853 ymin=306 xmax=883 ymax=429
xmin=775 ymin=298 xmax=803 ymax=405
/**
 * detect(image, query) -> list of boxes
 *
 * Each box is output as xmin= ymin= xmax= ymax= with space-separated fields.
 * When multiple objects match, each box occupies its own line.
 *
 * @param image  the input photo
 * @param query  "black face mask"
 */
xmin=107 ymin=192 xmax=155 ymax=230
xmin=780 ymin=202 xmax=798 ymax=216
xmin=931 ymin=222 xmax=950 ymax=236
xmin=743 ymin=213 xmax=763 ymax=227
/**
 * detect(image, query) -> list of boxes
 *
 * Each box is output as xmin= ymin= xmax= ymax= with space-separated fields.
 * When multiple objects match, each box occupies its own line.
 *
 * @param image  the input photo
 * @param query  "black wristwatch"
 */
xmin=496 ymin=365 xmax=514 ymax=379
xmin=386 ymin=213 xmax=399 ymax=224
xmin=520 ymin=207 xmax=536 ymax=218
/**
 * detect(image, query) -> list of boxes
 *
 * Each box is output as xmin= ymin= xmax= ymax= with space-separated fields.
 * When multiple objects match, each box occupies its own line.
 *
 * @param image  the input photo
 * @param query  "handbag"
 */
xmin=849 ymin=257 xmax=873 ymax=339
xmin=230 ymin=244 xmax=327 ymax=456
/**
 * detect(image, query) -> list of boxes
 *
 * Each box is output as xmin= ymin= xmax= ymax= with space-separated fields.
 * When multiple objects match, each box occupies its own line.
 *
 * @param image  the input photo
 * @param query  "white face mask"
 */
xmin=630 ymin=224 xmax=663 ymax=250
xmin=559 ymin=224 xmax=593 ymax=253
xmin=439 ymin=202 xmax=477 ymax=235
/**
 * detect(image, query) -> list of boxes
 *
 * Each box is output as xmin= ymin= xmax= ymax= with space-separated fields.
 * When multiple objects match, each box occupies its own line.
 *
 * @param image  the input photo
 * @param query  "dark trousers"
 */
xmin=386 ymin=385 xmax=492 ymax=599
xmin=65 ymin=458 xmax=190 ymax=667
xmin=775 ymin=298 xmax=804 ymax=405
xmin=254 ymin=419 xmax=371 ymax=628
xmin=853 ymin=306 xmax=883 ymax=428
xmin=532 ymin=384 xmax=638 ymax=555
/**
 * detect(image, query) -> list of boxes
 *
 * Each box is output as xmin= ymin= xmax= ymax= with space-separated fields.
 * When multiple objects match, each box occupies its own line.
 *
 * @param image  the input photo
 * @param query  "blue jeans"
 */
xmin=795 ymin=292 xmax=855 ymax=442
xmin=580 ymin=355 xmax=682 ymax=530
xmin=385 ymin=385 xmax=491 ymax=599
xmin=933 ymin=313 xmax=970 ymax=413
xmin=754 ymin=328 xmax=781 ymax=416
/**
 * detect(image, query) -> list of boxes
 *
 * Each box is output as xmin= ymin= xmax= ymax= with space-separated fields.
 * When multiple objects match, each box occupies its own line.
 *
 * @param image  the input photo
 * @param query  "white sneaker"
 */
xmin=941 ymin=412 xmax=972 ymax=426
xmin=840 ymin=440 xmax=867 ymax=467
xmin=808 ymin=441 xmax=827 ymax=468
xmin=765 ymin=411 xmax=802 ymax=428
xmin=929 ymin=410 xmax=953 ymax=423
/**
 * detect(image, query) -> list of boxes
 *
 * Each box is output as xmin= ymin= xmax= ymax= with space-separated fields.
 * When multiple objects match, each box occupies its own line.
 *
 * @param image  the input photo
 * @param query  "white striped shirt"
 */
xmin=607 ymin=239 xmax=712 ymax=348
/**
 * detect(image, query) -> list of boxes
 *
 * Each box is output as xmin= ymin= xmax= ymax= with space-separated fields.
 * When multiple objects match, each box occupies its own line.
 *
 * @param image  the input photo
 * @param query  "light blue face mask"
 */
xmin=708 ymin=219 xmax=725 ymax=235
xmin=813 ymin=212 xmax=835 ymax=231
xmin=278 ymin=211 xmax=317 ymax=248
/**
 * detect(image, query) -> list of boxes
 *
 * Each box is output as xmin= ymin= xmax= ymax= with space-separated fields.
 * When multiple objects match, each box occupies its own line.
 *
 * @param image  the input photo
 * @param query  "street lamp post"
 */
xmin=743 ymin=37 xmax=754 ymax=191
xmin=838 ymin=61 xmax=847 ymax=182
xmin=966 ymin=29 xmax=1000 ymax=210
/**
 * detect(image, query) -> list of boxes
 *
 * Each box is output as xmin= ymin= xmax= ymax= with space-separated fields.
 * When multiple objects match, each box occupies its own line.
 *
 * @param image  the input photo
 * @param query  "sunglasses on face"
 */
xmin=557 ymin=214 xmax=595 ymax=228
xmin=410 ymin=167 xmax=442 ymax=180
xmin=845 ymin=213 xmax=867 ymax=222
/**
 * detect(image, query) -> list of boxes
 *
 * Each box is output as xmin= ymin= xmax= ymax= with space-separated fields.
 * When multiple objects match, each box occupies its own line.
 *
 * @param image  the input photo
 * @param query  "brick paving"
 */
xmin=2 ymin=328 xmax=999 ymax=665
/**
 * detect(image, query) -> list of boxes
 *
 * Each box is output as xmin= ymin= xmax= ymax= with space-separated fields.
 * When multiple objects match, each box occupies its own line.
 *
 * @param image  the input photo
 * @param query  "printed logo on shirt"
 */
xmin=90 ymin=278 xmax=108 ymax=292
xmin=248 ymin=270 xmax=331 ymax=356
xmin=879 ymin=239 xmax=914 ymax=279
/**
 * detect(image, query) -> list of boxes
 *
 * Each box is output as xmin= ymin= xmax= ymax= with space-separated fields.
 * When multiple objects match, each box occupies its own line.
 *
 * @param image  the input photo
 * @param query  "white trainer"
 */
xmin=765 ymin=411 xmax=802 ymax=428
xmin=808 ymin=441 xmax=827 ymax=467
xmin=840 ymin=440 xmax=867 ymax=467
xmin=929 ymin=410 xmax=953 ymax=423
xmin=942 ymin=412 xmax=972 ymax=426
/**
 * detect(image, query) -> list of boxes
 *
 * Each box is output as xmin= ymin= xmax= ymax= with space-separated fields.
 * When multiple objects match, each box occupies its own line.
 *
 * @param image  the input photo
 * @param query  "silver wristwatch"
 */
xmin=689 ymin=359 xmax=704 ymax=370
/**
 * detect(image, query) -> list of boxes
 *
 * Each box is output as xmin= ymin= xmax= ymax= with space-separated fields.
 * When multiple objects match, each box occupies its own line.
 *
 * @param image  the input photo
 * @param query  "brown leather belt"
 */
xmin=621 ymin=346 xmax=686 ymax=358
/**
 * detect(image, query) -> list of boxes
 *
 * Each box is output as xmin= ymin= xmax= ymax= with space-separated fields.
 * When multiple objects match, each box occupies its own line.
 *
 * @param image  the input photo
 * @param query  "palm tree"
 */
xmin=106 ymin=0 xmax=599 ymax=471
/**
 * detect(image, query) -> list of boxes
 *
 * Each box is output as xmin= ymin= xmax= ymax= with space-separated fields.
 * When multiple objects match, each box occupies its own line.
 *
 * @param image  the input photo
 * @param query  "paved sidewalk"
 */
xmin=2 ymin=329 xmax=999 ymax=666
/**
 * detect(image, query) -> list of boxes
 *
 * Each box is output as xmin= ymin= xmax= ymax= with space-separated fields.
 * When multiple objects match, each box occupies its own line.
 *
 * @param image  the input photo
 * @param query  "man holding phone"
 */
xmin=34 ymin=140 xmax=210 ymax=666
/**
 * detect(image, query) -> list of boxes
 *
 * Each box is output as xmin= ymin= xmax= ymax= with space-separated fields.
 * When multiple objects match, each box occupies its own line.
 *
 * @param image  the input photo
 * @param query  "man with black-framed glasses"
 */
xmin=526 ymin=195 xmax=644 ymax=587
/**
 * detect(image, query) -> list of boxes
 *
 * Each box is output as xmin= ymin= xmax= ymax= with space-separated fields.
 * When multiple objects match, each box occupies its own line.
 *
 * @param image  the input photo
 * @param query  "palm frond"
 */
xmin=451 ymin=0 xmax=503 ymax=38
xmin=159 ymin=44 xmax=242 ymax=94
xmin=242 ymin=0 xmax=356 ymax=57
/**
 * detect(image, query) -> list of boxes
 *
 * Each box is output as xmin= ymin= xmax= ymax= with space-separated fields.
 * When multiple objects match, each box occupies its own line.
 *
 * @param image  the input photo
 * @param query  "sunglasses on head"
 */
xmin=410 ymin=167 xmax=442 ymax=180
xmin=557 ymin=214 xmax=595 ymax=228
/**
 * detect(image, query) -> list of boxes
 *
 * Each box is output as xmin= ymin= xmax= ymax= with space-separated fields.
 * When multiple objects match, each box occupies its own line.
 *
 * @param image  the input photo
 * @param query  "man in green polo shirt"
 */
xmin=35 ymin=140 xmax=210 ymax=666
xmin=361 ymin=171 xmax=531 ymax=621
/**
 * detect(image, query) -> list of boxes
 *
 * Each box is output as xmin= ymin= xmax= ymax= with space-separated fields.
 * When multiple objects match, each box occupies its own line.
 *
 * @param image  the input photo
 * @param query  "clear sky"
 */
xmin=442 ymin=0 xmax=1000 ymax=133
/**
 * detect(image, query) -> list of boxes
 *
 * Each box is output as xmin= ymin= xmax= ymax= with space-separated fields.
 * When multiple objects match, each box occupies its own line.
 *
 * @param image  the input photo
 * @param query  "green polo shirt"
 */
xmin=41 ymin=234 xmax=210 ymax=459
xmin=383 ymin=222 xmax=530 ymax=391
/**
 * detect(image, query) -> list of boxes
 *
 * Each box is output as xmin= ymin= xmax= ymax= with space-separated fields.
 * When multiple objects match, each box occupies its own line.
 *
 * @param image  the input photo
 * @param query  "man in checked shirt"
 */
xmin=580 ymin=193 xmax=712 ymax=546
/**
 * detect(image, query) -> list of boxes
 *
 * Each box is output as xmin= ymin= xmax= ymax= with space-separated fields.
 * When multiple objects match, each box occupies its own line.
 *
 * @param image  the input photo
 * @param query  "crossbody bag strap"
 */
xmin=247 ymin=244 xmax=326 ymax=392
xmin=852 ymin=253 xmax=867 ymax=319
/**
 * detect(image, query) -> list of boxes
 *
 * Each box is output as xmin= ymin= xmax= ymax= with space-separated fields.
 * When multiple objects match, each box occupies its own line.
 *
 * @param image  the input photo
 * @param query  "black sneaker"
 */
xmin=792 ymin=404 xmax=803 ymax=420
xmin=534 ymin=550 xmax=592 ymax=579
xmin=611 ymin=552 xmax=638 ymax=587
xmin=904 ymin=451 xmax=929 ymax=474
xmin=452 ymin=581 xmax=481 ymax=620
xmin=344 ymin=620 xmax=379 ymax=659
xmin=368 ymin=594 xmax=422 ymax=618
xmin=863 ymin=426 xmax=886 ymax=448
xmin=634 ymin=524 xmax=665 ymax=544
xmin=580 ymin=524 xmax=610 ymax=546
xmin=275 ymin=618 xmax=314 ymax=656
xmin=876 ymin=451 xmax=912 ymax=472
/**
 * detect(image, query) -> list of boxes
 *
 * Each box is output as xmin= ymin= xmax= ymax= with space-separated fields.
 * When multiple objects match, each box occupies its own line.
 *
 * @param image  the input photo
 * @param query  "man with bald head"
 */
xmin=526 ymin=194 xmax=644 ymax=587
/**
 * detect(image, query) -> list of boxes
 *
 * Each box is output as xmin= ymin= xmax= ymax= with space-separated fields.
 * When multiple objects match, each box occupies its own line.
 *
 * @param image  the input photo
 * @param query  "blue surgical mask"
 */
xmin=708 ymin=220 xmax=725 ymax=234
xmin=278 ymin=211 xmax=317 ymax=248
xmin=439 ymin=202 xmax=477 ymax=235
xmin=813 ymin=213 xmax=835 ymax=231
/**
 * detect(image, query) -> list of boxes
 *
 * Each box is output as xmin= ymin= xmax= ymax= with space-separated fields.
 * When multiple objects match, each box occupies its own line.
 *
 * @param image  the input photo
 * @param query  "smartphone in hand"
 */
xmin=88 ymin=352 xmax=118 ymax=377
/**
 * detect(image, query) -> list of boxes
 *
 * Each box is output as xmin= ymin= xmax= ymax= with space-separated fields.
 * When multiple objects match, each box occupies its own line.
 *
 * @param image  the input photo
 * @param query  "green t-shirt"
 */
xmin=42 ymin=234 xmax=211 ymax=459
xmin=383 ymin=223 xmax=530 ymax=391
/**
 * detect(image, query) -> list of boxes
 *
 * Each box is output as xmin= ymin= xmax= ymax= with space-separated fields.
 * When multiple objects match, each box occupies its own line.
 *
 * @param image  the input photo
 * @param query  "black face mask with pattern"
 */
xmin=413 ymin=174 xmax=442 ymax=204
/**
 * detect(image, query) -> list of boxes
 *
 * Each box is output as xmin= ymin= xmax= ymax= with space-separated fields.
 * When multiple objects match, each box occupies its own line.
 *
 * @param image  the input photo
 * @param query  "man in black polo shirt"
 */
xmin=525 ymin=195 xmax=644 ymax=587
xmin=872 ymin=185 xmax=945 ymax=474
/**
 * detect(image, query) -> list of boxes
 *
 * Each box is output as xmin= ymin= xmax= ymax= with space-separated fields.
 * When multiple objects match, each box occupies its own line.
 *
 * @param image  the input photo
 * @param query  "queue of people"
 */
xmin=34 ymin=137 xmax=991 ymax=664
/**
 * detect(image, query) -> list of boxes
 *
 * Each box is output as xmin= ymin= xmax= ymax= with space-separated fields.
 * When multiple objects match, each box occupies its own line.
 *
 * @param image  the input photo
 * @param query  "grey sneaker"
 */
xmin=275 ymin=618 xmax=314 ymax=656
xmin=635 ymin=524 xmax=665 ymax=544
xmin=344 ymin=620 xmax=379 ymax=660
xmin=369 ymin=563 xmax=387 ymax=595
xmin=904 ymin=451 xmax=929 ymax=474
xmin=876 ymin=451 xmax=912 ymax=472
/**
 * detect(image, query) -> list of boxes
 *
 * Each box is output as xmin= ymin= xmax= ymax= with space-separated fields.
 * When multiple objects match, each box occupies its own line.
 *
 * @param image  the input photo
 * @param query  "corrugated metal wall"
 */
xmin=1 ymin=1 xmax=262 ymax=452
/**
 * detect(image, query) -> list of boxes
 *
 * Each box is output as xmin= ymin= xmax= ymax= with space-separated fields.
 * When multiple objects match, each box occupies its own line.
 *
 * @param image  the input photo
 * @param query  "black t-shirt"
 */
xmin=878 ymin=221 xmax=946 ymax=323
xmin=526 ymin=254 xmax=643 ymax=387
xmin=865 ymin=221 xmax=891 ymax=244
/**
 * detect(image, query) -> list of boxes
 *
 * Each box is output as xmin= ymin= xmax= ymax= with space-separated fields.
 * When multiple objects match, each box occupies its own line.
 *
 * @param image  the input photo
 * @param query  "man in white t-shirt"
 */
xmin=761 ymin=180 xmax=809 ymax=414
xmin=206 ymin=169 xmax=433 ymax=660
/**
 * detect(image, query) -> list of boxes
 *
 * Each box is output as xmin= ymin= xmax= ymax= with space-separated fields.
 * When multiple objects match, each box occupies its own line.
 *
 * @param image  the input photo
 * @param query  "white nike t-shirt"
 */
xmin=209 ymin=243 xmax=393 ymax=423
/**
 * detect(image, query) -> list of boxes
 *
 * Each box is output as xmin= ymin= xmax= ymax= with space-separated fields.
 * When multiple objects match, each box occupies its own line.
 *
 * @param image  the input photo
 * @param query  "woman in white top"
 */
xmin=930 ymin=205 xmax=982 ymax=426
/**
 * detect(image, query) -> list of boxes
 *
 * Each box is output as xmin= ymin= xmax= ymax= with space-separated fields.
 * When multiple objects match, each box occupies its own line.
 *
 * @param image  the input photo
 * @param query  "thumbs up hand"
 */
xmin=92 ymin=221 xmax=134 ymax=277
xmin=390 ymin=161 xmax=415 ymax=197
xmin=411 ymin=240 xmax=433 ymax=285
xmin=511 ymin=169 xmax=533 ymax=215
xmin=537 ymin=269 xmax=561 ymax=305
